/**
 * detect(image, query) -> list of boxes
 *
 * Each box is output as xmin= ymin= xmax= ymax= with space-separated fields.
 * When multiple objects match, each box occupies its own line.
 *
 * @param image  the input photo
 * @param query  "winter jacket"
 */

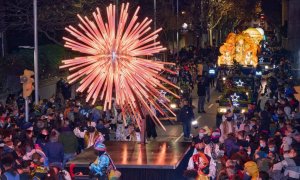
xmin=224 ymin=138 xmax=239 ymax=158
xmin=178 ymin=105 xmax=194 ymax=123
xmin=44 ymin=141 xmax=64 ymax=163
xmin=259 ymin=110 xmax=271 ymax=132
xmin=58 ymin=128 xmax=78 ymax=154
xmin=197 ymin=81 xmax=206 ymax=96
xmin=271 ymin=157 xmax=300 ymax=180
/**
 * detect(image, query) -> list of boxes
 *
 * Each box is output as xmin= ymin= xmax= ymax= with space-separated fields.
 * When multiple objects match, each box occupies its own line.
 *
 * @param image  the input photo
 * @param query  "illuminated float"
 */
xmin=218 ymin=28 xmax=264 ymax=67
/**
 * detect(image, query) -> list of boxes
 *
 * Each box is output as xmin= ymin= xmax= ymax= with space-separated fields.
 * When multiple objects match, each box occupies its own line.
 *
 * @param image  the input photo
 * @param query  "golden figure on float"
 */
xmin=218 ymin=33 xmax=236 ymax=66
xmin=218 ymin=28 xmax=263 ymax=67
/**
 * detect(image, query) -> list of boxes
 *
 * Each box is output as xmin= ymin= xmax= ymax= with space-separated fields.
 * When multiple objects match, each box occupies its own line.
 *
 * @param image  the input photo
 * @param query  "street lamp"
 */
xmin=154 ymin=0 xmax=156 ymax=32
xmin=20 ymin=1 xmax=39 ymax=105
xmin=19 ymin=0 xmax=39 ymax=105
xmin=182 ymin=23 xmax=188 ymax=29
xmin=33 ymin=0 xmax=39 ymax=105
xmin=176 ymin=0 xmax=179 ymax=55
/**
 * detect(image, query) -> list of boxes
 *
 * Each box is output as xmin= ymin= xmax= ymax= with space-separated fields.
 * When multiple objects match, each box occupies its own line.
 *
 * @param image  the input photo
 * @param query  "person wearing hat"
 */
xmin=219 ymin=109 xmax=235 ymax=143
xmin=205 ymin=129 xmax=224 ymax=179
xmin=179 ymin=99 xmax=195 ymax=140
xmin=23 ymin=148 xmax=49 ymax=179
xmin=244 ymin=161 xmax=259 ymax=180
xmin=192 ymin=126 xmax=211 ymax=148
xmin=73 ymin=121 xmax=104 ymax=149
xmin=90 ymin=138 xmax=119 ymax=180
xmin=36 ymin=128 xmax=49 ymax=152
xmin=187 ymin=142 xmax=210 ymax=180
xmin=204 ymin=129 xmax=222 ymax=158
xmin=20 ymin=122 xmax=35 ymax=151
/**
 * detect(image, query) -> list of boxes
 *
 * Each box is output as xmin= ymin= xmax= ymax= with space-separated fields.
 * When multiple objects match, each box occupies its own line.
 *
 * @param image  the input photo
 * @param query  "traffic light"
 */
xmin=20 ymin=69 xmax=35 ymax=98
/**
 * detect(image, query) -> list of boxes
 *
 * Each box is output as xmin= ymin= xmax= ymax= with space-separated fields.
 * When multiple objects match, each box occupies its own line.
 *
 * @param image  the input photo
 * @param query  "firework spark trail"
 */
xmin=60 ymin=3 xmax=179 ymax=130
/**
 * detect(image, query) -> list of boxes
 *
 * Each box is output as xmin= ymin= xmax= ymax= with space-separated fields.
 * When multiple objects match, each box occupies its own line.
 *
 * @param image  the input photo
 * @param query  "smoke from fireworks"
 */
xmin=60 ymin=3 xmax=179 ymax=130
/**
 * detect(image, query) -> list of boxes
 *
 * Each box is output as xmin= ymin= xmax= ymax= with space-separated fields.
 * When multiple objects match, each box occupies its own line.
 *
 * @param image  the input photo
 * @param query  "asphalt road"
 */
xmin=154 ymin=86 xmax=221 ymax=142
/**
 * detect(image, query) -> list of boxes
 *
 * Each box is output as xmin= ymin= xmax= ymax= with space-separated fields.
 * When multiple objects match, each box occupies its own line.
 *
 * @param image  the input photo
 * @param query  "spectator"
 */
xmin=254 ymin=151 xmax=271 ymax=173
xmin=89 ymin=138 xmax=119 ymax=180
xmin=36 ymin=128 xmax=49 ymax=152
xmin=259 ymin=106 xmax=271 ymax=132
xmin=271 ymin=144 xmax=300 ymax=180
xmin=256 ymin=138 xmax=269 ymax=154
xmin=268 ymin=139 xmax=280 ymax=163
xmin=73 ymin=121 xmax=104 ymax=148
xmin=16 ymin=160 xmax=31 ymax=179
xmin=96 ymin=121 xmax=110 ymax=141
xmin=224 ymin=133 xmax=239 ymax=158
xmin=20 ymin=122 xmax=35 ymax=150
xmin=145 ymin=105 xmax=157 ymax=140
xmin=244 ymin=161 xmax=259 ymax=179
xmin=59 ymin=120 xmax=78 ymax=167
xmin=192 ymin=126 xmax=210 ymax=147
xmin=204 ymin=129 xmax=222 ymax=179
xmin=44 ymin=130 xmax=64 ymax=164
xmin=0 ymin=153 xmax=20 ymax=180
xmin=219 ymin=111 xmax=235 ymax=143
xmin=197 ymin=75 xmax=207 ymax=113
xmin=23 ymin=148 xmax=48 ymax=179
xmin=258 ymin=171 xmax=269 ymax=180
xmin=187 ymin=143 xmax=210 ymax=179
xmin=179 ymin=99 xmax=194 ymax=140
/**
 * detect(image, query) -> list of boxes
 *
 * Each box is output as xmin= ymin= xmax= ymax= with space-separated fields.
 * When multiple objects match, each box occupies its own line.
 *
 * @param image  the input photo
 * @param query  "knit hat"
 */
xmin=22 ymin=122 xmax=33 ymax=131
xmin=211 ymin=129 xmax=221 ymax=140
xmin=244 ymin=161 xmax=259 ymax=179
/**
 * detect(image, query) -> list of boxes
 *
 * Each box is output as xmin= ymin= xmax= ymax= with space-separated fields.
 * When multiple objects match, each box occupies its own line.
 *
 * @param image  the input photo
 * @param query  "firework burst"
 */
xmin=60 ymin=3 xmax=179 ymax=130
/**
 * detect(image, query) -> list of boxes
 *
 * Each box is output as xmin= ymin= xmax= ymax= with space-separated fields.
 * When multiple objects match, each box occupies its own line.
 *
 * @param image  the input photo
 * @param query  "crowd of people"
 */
xmin=0 ymin=47 xmax=215 ymax=179
xmin=0 ymin=78 xmax=142 ymax=179
xmin=182 ymin=56 xmax=300 ymax=180
xmin=0 ymin=44 xmax=299 ymax=180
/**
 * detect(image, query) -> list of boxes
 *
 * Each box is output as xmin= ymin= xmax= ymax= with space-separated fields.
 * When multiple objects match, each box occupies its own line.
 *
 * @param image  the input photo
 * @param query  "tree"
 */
xmin=207 ymin=0 xmax=234 ymax=46
xmin=206 ymin=0 xmax=258 ymax=46
xmin=0 ymin=0 xmax=121 ymax=46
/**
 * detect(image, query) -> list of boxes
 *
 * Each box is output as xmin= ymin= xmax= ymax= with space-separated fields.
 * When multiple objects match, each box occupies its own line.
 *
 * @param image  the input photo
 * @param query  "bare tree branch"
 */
xmin=39 ymin=29 xmax=64 ymax=46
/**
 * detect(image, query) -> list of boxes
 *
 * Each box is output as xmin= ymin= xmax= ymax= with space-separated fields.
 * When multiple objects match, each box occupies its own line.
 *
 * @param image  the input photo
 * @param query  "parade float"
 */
xmin=60 ymin=3 xmax=179 ymax=131
xmin=218 ymin=28 xmax=264 ymax=67
xmin=63 ymin=4 xmax=191 ymax=180
xmin=215 ymin=28 xmax=263 ymax=125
